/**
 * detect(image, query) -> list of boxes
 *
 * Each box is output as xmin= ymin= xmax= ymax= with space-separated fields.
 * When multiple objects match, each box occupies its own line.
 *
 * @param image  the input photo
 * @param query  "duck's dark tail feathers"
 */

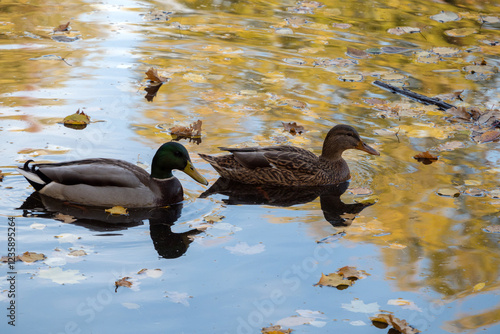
xmin=18 ymin=160 xmax=50 ymax=191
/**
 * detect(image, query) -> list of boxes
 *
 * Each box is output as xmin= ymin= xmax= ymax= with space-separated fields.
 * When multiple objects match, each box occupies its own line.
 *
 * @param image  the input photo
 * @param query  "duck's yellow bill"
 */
xmin=184 ymin=161 xmax=209 ymax=185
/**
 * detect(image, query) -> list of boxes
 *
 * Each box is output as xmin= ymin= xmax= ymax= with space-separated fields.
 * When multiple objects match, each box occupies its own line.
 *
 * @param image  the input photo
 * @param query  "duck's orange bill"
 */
xmin=356 ymin=141 xmax=380 ymax=156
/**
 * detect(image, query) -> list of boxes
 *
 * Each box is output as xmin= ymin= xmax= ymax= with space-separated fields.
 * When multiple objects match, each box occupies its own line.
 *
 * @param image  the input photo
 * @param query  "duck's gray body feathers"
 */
xmin=18 ymin=159 xmax=183 ymax=207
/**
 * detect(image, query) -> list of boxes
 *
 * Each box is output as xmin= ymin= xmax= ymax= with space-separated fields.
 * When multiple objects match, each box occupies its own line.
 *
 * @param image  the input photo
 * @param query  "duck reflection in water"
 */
xmin=200 ymin=179 xmax=374 ymax=227
xmin=18 ymin=192 xmax=202 ymax=259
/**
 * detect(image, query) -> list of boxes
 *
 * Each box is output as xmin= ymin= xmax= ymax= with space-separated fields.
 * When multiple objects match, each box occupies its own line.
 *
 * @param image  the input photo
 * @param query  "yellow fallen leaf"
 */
xmin=105 ymin=206 xmax=128 ymax=215
xmin=473 ymin=282 xmax=485 ymax=292
xmin=389 ymin=243 xmax=407 ymax=249
xmin=63 ymin=109 xmax=90 ymax=125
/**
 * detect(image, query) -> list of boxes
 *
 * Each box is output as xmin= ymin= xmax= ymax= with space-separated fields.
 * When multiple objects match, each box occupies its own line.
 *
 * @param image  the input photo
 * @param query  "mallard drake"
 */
xmin=199 ymin=124 xmax=379 ymax=186
xmin=18 ymin=142 xmax=208 ymax=208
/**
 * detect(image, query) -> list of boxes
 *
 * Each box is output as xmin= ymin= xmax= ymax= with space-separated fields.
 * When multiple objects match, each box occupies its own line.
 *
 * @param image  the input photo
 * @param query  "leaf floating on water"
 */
xmin=282 ymin=121 xmax=305 ymax=135
xmin=315 ymin=272 xmax=353 ymax=288
xmin=115 ymin=277 xmax=133 ymax=292
xmin=105 ymin=206 xmax=129 ymax=215
xmin=145 ymin=67 xmax=168 ymax=83
xmin=479 ymin=130 xmax=500 ymax=143
xmin=203 ymin=214 xmax=225 ymax=223
xmin=413 ymin=151 xmax=438 ymax=165
xmin=261 ymin=325 xmax=292 ymax=334
xmin=387 ymin=26 xmax=420 ymax=35
xmin=336 ymin=266 xmax=369 ymax=280
xmin=371 ymin=313 xmax=420 ymax=334
xmin=436 ymin=187 xmax=460 ymax=198
xmin=54 ymin=21 xmax=71 ymax=32
xmin=473 ymin=282 xmax=485 ymax=292
xmin=170 ymin=120 xmax=203 ymax=138
xmin=346 ymin=47 xmax=371 ymax=59
xmin=19 ymin=251 xmax=46 ymax=263
xmin=63 ymin=109 xmax=90 ymax=129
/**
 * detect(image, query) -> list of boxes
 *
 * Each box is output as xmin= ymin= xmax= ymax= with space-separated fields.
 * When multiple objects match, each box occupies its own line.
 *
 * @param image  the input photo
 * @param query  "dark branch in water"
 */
xmin=372 ymin=80 xmax=454 ymax=111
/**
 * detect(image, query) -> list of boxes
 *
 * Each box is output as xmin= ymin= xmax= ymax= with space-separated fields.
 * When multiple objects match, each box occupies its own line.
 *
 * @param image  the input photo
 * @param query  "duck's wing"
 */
xmin=219 ymin=146 xmax=319 ymax=174
xmin=20 ymin=159 xmax=148 ymax=190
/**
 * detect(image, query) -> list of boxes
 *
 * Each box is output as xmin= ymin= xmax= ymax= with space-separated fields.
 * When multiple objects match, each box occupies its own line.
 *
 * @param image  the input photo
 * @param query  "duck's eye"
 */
xmin=174 ymin=151 xmax=183 ymax=157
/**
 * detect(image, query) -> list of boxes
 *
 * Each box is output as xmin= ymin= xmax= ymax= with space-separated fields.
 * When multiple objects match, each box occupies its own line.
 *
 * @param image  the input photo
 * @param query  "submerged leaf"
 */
xmin=346 ymin=47 xmax=371 ymax=59
xmin=430 ymin=11 xmax=460 ymax=22
xmin=444 ymin=28 xmax=477 ymax=37
xmin=282 ymin=121 xmax=305 ymax=135
xmin=170 ymin=120 xmax=202 ymax=138
xmin=387 ymin=26 xmax=420 ymax=35
xmin=413 ymin=151 xmax=438 ymax=164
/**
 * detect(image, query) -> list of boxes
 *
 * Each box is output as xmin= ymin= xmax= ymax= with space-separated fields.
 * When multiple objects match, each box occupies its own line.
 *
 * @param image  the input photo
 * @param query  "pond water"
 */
xmin=1 ymin=0 xmax=500 ymax=333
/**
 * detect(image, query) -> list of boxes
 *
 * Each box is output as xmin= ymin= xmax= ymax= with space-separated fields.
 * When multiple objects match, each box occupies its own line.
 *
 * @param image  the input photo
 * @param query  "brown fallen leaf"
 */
xmin=115 ymin=277 xmax=133 ymax=292
xmin=314 ymin=272 xmax=353 ymax=288
xmin=346 ymin=47 xmax=371 ymax=59
xmin=479 ymin=130 xmax=500 ymax=143
xmin=371 ymin=313 xmax=420 ymax=334
xmin=145 ymin=67 xmax=168 ymax=83
xmin=170 ymin=120 xmax=202 ymax=137
xmin=336 ymin=266 xmax=369 ymax=280
xmin=137 ymin=268 xmax=148 ymax=275
xmin=413 ymin=151 xmax=438 ymax=165
xmin=54 ymin=22 xmax=71 ymax=32
xmin=261 ymin=325 xmax=292 ymax=334
xmin=19 ymin=251 xmax=46 ymax=263
xmin=282 ymin=121 xmax=305 ymax=135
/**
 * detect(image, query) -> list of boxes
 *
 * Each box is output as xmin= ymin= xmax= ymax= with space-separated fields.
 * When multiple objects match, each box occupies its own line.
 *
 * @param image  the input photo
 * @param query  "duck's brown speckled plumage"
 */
xmin=199 ymin=124 xmax=379 ymax=186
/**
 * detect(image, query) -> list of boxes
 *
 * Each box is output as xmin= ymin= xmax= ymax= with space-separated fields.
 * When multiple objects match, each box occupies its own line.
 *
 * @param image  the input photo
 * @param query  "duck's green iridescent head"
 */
xmin=151 ymin=142 xmax=208 ymax=185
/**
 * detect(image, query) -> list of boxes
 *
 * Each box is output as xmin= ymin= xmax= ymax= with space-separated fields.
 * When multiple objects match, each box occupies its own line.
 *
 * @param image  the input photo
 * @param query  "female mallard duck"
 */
xmin=199 ymin=124 xmax=379 ymax=186
xmin=18 ymin=142 xmax=208 ymax=207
